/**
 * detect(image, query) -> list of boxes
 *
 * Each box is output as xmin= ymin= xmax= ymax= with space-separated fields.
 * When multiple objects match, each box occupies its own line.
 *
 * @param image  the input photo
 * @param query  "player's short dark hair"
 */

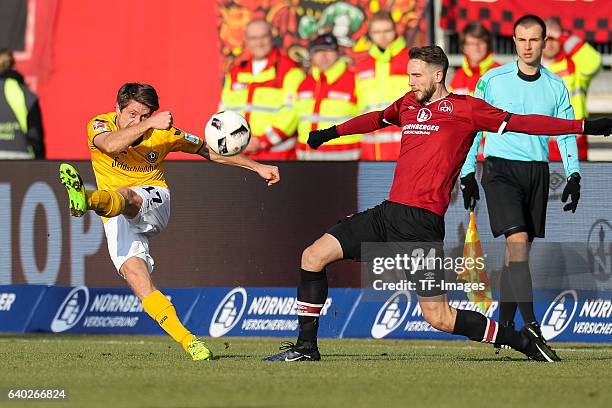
xmin=460 ymin=22 xmax=492 ymax=51
xmin=513 ymin=14 xmax=546 ymax=39
xmin=409 ymin=46 xmax=449 ymax=80
xmin=117 ymin=83 xmax=159 ymax=112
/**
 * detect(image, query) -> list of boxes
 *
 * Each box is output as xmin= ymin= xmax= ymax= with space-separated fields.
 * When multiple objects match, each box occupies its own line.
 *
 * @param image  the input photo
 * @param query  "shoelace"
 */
xmin=278 ymin=341 xmax=299 ymax=351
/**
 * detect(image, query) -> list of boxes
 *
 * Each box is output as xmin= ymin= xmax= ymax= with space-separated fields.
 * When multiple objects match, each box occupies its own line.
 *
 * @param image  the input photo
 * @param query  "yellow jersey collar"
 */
xmin=368 ymin=36 xmax=406 ymax=62
xmin=312 ymin=59 xmax=347 ymax=84
xmin=461 ymin=52 xmax=496 ymax=77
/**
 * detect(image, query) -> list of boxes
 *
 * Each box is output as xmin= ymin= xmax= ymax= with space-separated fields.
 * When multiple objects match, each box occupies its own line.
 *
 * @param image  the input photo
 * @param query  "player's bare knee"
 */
xmin=301 ymin=244 xmax=328 ymax=272
xmin=121 ymin=260 xmax=155 ymax=299
xmin=506 ymin=232 xmax=529 ymax=261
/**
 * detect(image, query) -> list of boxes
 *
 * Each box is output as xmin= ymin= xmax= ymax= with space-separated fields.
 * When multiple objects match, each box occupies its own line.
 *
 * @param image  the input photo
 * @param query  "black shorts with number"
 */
xmin=327 ymin=200 xmax=446 ymax=297
xmin=482 ymin=157 xmax=549 ymax=239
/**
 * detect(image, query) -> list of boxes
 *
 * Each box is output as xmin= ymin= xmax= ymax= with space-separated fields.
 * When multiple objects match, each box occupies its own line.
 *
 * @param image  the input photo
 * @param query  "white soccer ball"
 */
xmin=205 ymin=111 xmax=251 ymax=156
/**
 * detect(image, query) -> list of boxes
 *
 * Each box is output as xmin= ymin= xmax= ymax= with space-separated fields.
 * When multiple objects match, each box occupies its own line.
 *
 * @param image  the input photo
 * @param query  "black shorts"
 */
xmin=327 ymin=201 xmax=446 ymax=297
xmin=482 ymin=157 xmax=549 ymax=239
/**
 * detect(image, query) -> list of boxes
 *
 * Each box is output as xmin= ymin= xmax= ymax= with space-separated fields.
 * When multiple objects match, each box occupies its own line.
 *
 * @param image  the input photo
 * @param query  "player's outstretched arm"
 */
xmin=308 ymin=110 xmax=388 ymax=149
xmin=94 ymin=111 xmax=173 ymax=155
xmin=505 ymin=115 xmax=612 ymax=136
xmin=472 ymin=98 xmax=612 ymax=136
xmin=196 ymin=144 xmax=280 ymax=186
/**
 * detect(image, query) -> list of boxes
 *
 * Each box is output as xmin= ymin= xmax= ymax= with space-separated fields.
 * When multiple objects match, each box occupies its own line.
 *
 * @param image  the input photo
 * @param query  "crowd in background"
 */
xmin=0 ymin=10 xmax=602 ymax=161
xmin=221 ymin=12 xmax=602 ymax=161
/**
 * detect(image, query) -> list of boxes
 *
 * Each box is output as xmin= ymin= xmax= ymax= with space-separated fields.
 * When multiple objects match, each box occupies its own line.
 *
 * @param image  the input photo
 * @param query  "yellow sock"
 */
xmin=86 ymin=189 xmax=125 ymax=217
xmin=142 ymin=290 xmax=193 ymax=351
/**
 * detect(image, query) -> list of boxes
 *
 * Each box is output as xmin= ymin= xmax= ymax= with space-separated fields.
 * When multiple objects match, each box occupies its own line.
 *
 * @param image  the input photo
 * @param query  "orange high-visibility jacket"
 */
xmin=294 ymin=59 xmax=361 ymax=161
xmin=354 ymin=37 xmax=410 ymax=161
xmin=546 ymin=35 xmax=601 ymax=161
xmin=221 ymin=48 xmax=305 ymax=160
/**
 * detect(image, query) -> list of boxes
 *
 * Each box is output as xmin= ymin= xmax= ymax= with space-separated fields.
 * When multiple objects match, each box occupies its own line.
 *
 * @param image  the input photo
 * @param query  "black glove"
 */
xmin=460 ymin=172 xmax=480 ymax=210
xmin=308 ymin=126 xmax=339 ymax=149
xmin=584 ymin=118 xmax=612 ymax=136
xmin=561 ymin=172 xmax=581 ymax=213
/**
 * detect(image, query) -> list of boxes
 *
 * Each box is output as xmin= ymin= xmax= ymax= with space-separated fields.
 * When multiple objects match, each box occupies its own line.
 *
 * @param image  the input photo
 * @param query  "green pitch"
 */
xmin=1 ymin=335 xmax=610 ymax=408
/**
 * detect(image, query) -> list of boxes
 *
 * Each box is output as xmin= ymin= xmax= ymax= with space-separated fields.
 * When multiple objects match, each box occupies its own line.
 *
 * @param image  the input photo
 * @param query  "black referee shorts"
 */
xmin=327 ymin=201 xmax=446 ymax=297
xmin=481 ymin=157 xmax=549 ymax=239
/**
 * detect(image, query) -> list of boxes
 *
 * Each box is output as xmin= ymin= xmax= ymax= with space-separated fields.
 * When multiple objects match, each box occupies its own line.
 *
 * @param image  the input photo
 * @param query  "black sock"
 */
xmin=453 ymin=309 xmax=528 ymax=351
xmin=508 ymin=261 xmax=536 ymax=324
xmin=297 ymin=268 xmax=328 ymax=349
xmin=499 ymin=265 xmax=518 ymax=325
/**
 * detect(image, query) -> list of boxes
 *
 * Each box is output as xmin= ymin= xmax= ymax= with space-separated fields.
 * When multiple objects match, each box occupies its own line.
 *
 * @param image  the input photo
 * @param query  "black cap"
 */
xmin=309 ymin=33 xmax=339 ymax=53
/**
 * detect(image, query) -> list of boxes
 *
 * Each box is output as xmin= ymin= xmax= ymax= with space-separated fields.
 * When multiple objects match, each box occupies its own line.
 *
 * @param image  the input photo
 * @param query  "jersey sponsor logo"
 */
xmin=145 ymin=151 xmax=159 ymax=163
xmin=371 ymin=291 xmax=411 ymax=339
xmin=438 ymin=100 xmax=453 ymax=113
xmin=51 ymin=286 xmax=90 ymax=333
xmin=541 ymin=290 xmax=578 ymax=340
xmin=416 ymin=108 xmax=432 ymax=122
xmin=231 ymin=82 xmax=247 ymax=91
xmin=210 ymin=287 xmax=248 ymax=337
xmin=184 ymin=133 xmax=200 ymax=145
xmin=111 ymin=157 xmax=156 ymax=173
xmin=92 ymin=121 xmax=108 ymax=132
xmin=402 ymin=123 xmax=440 ymax=134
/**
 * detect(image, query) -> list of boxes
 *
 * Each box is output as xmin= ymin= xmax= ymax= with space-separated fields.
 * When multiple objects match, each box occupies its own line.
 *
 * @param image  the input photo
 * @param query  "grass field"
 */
xmin=1 ymin=335 xmax=611 ymax=408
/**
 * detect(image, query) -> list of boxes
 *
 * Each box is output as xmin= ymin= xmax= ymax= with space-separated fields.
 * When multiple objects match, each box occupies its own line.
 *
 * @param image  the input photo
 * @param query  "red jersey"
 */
xmin=383 ymin=92 xmax=517 ymax=216
xmin=334 ymin=91 xmax=582 ymax=217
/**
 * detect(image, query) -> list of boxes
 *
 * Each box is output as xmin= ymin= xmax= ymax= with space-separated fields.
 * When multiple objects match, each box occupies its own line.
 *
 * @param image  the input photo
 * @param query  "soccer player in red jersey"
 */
xmin=264 ymin=46 xmax=612 ymax=363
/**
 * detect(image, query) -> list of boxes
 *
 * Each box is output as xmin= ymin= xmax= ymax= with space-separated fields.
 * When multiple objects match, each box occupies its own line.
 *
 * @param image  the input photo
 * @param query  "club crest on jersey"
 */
xmin=438 ymin=100 xmax=453 ymax=113
xmin=92 ymin=121 xmax=108 ymax=132
xmin=416 ymin=108 xmax=432 ymax=122
xmin=146 ymin=151 xmax=159 ymax=163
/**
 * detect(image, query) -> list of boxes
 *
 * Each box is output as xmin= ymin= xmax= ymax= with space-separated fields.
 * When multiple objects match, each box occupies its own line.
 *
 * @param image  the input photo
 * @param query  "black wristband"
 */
xmin=584 ymin=118 xmax=612 ymax=136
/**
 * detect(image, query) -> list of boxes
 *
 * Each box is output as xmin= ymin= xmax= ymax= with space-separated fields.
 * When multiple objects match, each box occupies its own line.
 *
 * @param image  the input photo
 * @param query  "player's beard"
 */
xmin=415 ymin=81 xmax=436 ymax=104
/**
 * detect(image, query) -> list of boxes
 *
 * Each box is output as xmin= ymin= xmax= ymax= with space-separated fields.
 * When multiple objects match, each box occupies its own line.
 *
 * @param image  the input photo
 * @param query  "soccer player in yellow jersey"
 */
xmin=59 ymin=83 xmax=280 ymax=361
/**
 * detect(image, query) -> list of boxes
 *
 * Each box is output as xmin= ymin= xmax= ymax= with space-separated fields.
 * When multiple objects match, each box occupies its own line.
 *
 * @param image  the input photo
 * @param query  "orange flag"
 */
xmin=459 ymin=211 xmax=493 ymax=313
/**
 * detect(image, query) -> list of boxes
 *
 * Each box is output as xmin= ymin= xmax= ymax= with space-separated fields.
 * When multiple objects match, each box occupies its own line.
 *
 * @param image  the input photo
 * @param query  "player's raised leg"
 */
xmin=264 ymin=233 xmax=343 ymax=361
xmin=120 ymin=257 xmax=212 ymax=361
xmin=418 ymin=294 xmax=560 ymax=361
xmin=59 ymin=163 xmax=130 ymax=218
xmin=59 ymin=163 xmax=88 ymax=217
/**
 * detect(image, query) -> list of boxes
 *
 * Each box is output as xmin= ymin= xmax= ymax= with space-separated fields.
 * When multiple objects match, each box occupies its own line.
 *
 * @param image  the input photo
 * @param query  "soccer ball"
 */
xmin=205 ymin=111 xmax=251 ymax=156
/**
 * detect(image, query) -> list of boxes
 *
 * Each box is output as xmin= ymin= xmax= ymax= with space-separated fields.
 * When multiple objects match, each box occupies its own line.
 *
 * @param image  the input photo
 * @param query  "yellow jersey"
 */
xmin=86 ymin=112 xmax=203 ymax=191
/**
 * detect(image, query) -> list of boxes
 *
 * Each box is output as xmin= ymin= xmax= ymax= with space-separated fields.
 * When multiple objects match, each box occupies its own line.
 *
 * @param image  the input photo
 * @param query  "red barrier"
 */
xmin=441 ymin=0 xmax=612 ymax=42
xmin=25 ymin=0 xmax=222 ymax=160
